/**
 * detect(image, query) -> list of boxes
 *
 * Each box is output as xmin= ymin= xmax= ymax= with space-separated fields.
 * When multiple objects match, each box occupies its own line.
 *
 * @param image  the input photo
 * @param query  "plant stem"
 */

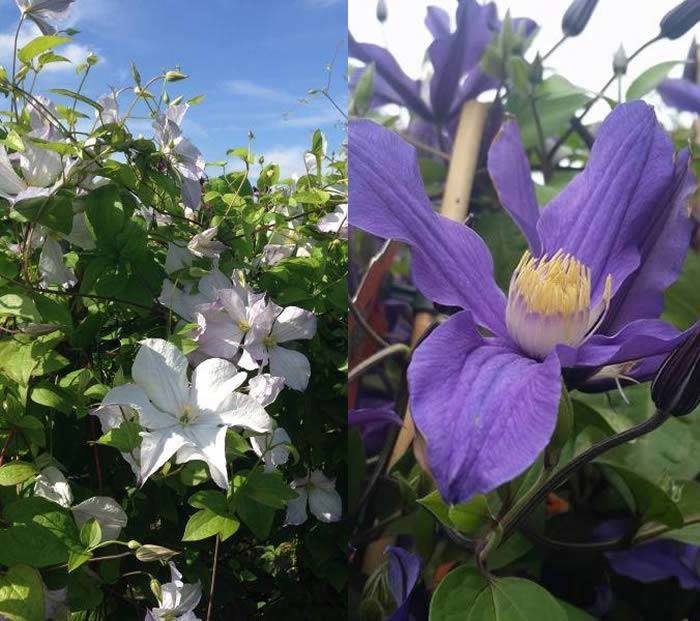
xmin=348 ymin=343 xmax=410 ymax=383
xmin=206 ymin=535 xmax=221 ymax=621
xmin=529 ymin=93 xmax=551 ymax=182
xmin=542 ymin=35 xmax=568 ymax=61
xmin=498 ymin=409 xmax=671 ymax=545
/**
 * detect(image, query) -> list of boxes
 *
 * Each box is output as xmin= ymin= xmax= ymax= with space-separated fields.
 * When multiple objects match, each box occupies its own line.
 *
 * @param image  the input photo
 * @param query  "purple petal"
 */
xmin=427 ymin=0 xmax=497 ymax=120
xmin=603 ymin=149 xmax=695 ymax=332
xmin=349 ymin=407 xmax=403 ymax=455
xmin=387 ymin=546 xmax=421 ymax=611
xmin=487 ymin=120 xmax=541 ymax=252
xmin=425 ymin=6 xmax=450 ymax=39
xmin=658 ymin=78 xmax=700 ymax=114
xmin=607 ymin=540 xmax=700 ymax=590
xmin=559 ymin=319 xmax=694 ymax=369
xmin=349 ymin=119 xmax=507 ymax=336
xmin=408 ymin=311 xmax=562 ymax=503
xmin=537 ymin=102 xmax=676 ymax=302
xmin=349 ymin=35 xmax=432 ymax=119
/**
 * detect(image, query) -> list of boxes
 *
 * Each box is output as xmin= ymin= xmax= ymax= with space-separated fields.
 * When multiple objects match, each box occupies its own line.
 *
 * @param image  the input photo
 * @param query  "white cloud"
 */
xmin=225 ymin=79 xmax=296 ymax=102
xmin=273 ymin=110 xmax=343 ymax=129
xmin=258 ymin=144 xmax=309 ymax=177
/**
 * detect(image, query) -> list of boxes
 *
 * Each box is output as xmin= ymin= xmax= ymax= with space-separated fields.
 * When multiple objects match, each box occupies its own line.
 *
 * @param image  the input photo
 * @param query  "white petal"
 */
xmin=317 ymin=203 xmax=348 ymax=239
xmin=284 ymin=486 xmax=309 ymax=526
xmin=0 ymin=145 xmax=26 ymax=197
xmin=19 ymin=142 xmax=62 ymax=187
xmin=269 ymin=346 xmax=311 ymax=391
xmin=139 ymin=428 xmax=189 ymax=484
xmin=183 ymin=424 xmax=229 ymax=489
xmin=308 ymin=482 xmax=342 ymax=523
xmin=132 ymin=338 xmax=189 ymax=415
xmin=39 ymin=237 xmax=76 ymax=288
xmin=197 ymin=270 xmax=231 ymax=300
xmin=187 ymin=227 xmax=226 ymax=259
xmin=271 ymin=307 xmax=316 ymax=343
xmin=63 ymin=213 xmax=95 ymax=250
xmin=248 ymin=374 xmax=285 ymax=407
xmin=72 ymin=496 xmax=128 ymax=542
xmin=193 ymin=307 xmax=243 ymax=359
xmin=214 ymin=393 xmax=272 ymax=433
xmin=159 ymin=280 xmax=207 ymax=322
xmin=165 ymin=241 xmax=192 ymax=274
xmin=190 ymin=358 xmax=246 ymax=414
xmin=34 ymin=466 xmax=73 ymax=508
xmin=250 ymin=427 xmax=291 ymax=472
xmin=217 ymin=287 xmax=247 ymax=323
xmin=237 ymin=348 xmax=261 ymax=371
xmin=172 ymin=581 xmax=202 ymax=616
xmin=101 ymin=384 xmax=174 ymax=430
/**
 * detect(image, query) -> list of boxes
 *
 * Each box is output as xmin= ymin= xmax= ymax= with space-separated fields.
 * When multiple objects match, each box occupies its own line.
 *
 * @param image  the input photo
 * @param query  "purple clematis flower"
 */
xmin=657 ymin=38 xmax=700 ymax=113
xmin=349 ymin=100 xmax=696 ymax=504
xmin=350 ymin=0 xmax=536 ymax=150
xmin=386 ymin=546 xmax=428 ymax=621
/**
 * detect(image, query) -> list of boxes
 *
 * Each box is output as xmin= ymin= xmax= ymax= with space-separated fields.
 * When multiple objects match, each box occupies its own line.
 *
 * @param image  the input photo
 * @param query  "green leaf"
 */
xmin=13 ymin=193 xmax=74 ymax=235
xmin=448 ymin=496 xmax=491 ymax=535
xmin=79 ymin=519 xmax=102 ymax=550
xmin=351 ymin=63 xmax=375 ymax=116
xmin=236 ymin=469 xmax=296 ymax=508
xmin=626 ymin=61 xmax=682 ymax=101
xmin=0 ymin=294 xmax=41 ymax=322
xmin=182 ymin=509 xmax=239 ymax=542
xmin=67 ymin=550 xmax=92 ymax=573
xmin=49 ymin=89 xmax=103 ymax=112
xmin=85 ymin=184 xmax=126 ymax=245
xmin=0 ymin=462 xmax=36 ymax=486
xmin=97 ymin=420 xmax=141 ymax=453
xmin=429 ymin=566 xmax=488 ymax=620
xmin=30 ymin=381 xmax=75 ymax=414
xmin=0 ymin=565 xmax=45 ymax=621
xmin=188 ymin=490 xmax=228 ymax=514
xmin=664 ymin=251 xmax=700 ymax=330
xmin=18 ymin=35 xmax=71 ymax=64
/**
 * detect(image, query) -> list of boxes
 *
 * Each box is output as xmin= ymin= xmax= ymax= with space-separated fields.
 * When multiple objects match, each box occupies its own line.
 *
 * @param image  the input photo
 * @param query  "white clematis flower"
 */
xmin=240 ymin=302 xmax=317 ymax=391
xmin=101 ymin=338 xmax=272 ymax=488
xmin=248 ymin=374 xmax=285 ymax=408
xmin=250 ymin=427 xmax=291 ymax=472
xmin=71 ymin=496 xmax=128 ymax=542
xmin=145 ymin=562 xmax=202 ymax=621
xmin=316 ymin=203 xmax=348 ymax=239
xmin=15 ymin=0 xmax=75 ymax=35
xmin=285 ymin=470 xmax=342 ymax=526
xmin=158 ymin=269 xmax=231 ymax=322
xmin=187 ymin=227 xmax=227 ymax=260
xmin=34 ymin=466 xmax=73 ymax=508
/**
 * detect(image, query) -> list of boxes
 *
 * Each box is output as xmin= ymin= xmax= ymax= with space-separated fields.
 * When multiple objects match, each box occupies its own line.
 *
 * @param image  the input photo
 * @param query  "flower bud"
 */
xmin=651 ymin=328 xmax=700 ymax=417
xmin=127 ymin=540 xmax=141 ymax=550
xmin=134 ymin=544 xmax=179 ymax=562
xmin=376 ymin=0 xmax=388 ymax=23
xmin=683 ymin=37 xmax=699 ymax=82
xmin=660 ymin=0 xmax=700 ymax=40
xmin=562 ymin=0 xmax=599 ymax=37
xmin=613 ymin=44 xmax=628 ymax=76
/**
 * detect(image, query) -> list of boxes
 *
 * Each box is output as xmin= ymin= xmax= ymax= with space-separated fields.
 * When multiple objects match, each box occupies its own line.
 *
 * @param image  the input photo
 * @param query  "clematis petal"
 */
xmin=658 ymin=78 xmax=700 ymax=114
xmin=271 ymin=306 xmax=317 ymax=342
xmin=602 ymin=149 xmax=695 ymax=332
xmin=536 ymin=102 xmax=676 ymax=301
xmin=193 ymin=305 xmax=243 ymax=359
xmin=182 ymin=425 xmax=229 ymax=489
xmin=139 ymin=427 xmax=189 ymax=485
xmin=18 ymin=142 xmax=62 ymax=188
xmin=132 ymin=338 xmax=189 ymax=415
xmin=349 ymin=119 xmax=507 ymax=336
xmin=101 ymin=383 xmax=174 ymax=430
xmin=0 ymin=145 xmax=27 ymax=197
xmin=308 ymin=484 xmax=342 ymax=523
xmin=269 ymin=346 xmax=311 ymax=391
xmin=190 ymin=358 xmax=246 ymax=414
xmin=197 ymin=269 xmax=232 ymax=299
xmin=387 ymin=546 xmax=422 ymax=615
xmin=248 ymin=374 xmax=285 ymax=407
xmin=216 ymin=287 xmax=247 ymax=322
xmin=34 ymin=466 xmax=73 ymax=508
xmin=250 ymin=427 xmax=291 ymax=472
xmin=409 ymin=311 xmax=562 ymax=503
xmin=425 ymin=6 xmax=450 ymax=39
xmin=71 ymin=496 xmax=128 ymax=542
xmin=214 ymin=393 xmax=273 ymax=433
xmin=164 ymin=241 xmax=192 ymax=274
xmin=39 ymin=237 xmax=76 ymax=288
xmin=285 ymin=486 xmax=309 ymax=526
xmin=487 ymin=120 xmax=541 ymax=252
xmin=348 ymin=35 xmax=432 ymax=119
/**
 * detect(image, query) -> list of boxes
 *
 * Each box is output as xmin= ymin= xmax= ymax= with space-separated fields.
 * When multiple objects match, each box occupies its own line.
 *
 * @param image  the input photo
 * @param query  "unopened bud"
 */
xmin=660 ymin=0 xmax=700 ymax=40
xmin=127 ymin=540 xmax=141 ymax=550
xmin=613 ymin=44 xmax=628 ymax=76
xmin=376 ymin=0 xmax=388 ymax=23
xmin=149 ymin=578 xmax=162 ymax=602
xmin=651 ymin=328 xmax=700 ymax=417
xmin=683 ymin=37 xmax=699 ymax=82
xmin=134 ymin=544 xmax=179 ymax=562
xmin=562 ymin=0 xmax=599 ymax=37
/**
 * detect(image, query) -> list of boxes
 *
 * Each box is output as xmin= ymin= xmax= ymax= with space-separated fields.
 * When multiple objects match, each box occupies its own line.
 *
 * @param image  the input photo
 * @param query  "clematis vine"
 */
xmin=15 ymin=0 xmax=75 ymax=35
xmin=153 ymin=103 xmax=206 ymax=212
xmin=101 ymin=338 xmax=272 ymax=488
xmin=285 ymin=469 xmax=342 ymax=526
xmin=350 ymin=0 xmax=536 ymax=149
xmin=349 ymin=101 xmax=696 ymax=503
xmin=145 ymin=562 xmax=202 ymax=621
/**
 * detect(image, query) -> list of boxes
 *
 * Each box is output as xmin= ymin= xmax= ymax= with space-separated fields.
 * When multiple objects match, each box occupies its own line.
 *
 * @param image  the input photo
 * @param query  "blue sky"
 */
xmin=0 ymin=0 xmax=347 ymax=175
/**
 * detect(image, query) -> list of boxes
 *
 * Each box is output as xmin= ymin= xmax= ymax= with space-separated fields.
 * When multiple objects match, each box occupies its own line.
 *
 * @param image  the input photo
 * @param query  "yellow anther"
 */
xmin=238 ymin=319 xmax=251 ymax=333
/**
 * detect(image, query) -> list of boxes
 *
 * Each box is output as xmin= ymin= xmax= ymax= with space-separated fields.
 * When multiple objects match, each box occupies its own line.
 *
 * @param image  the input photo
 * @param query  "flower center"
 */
xmin=505 ymin=250 xmax=611 ymax=359
xmin=179 ymin=403 xmax=197 ymax=425
xmin=263 ymin=335 xmax=276 ymax=348
xmin=238 ymin=319 xmax=251 ymax=333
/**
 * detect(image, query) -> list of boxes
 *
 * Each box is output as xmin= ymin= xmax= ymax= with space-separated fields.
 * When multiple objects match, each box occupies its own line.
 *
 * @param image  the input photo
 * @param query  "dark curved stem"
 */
xmin=348 ymin=343 xmax=410 ymax=383
xmin=542 ymin=35 xmax=568 ymax=61
xmin=205 ymin=535 xmax=220 ymax=621
xmin=500 ymin=409 xmax=671 ymax=542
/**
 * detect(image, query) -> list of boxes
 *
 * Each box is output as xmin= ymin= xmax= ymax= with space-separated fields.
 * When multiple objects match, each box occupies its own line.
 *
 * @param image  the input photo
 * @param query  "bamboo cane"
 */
xmin=361 ymin=100 xmax=490 ymax=575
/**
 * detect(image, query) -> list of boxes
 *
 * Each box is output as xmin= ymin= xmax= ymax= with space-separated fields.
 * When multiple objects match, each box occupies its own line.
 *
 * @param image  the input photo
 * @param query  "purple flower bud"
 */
xmin=660 ymin=0 xmax=700 ymax=40
xmin=651 ymin=328 xmax=700 ymax=417
xmin=376 ymin=0 xmax=387 ymax=23
xmin=562 ymin=0 xmax=599 ymax=37
xmin=683 ymin=37 xmax=699 ymax=82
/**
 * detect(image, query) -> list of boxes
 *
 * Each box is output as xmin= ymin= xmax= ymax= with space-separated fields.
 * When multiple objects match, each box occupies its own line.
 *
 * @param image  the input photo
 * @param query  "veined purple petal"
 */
xmin=409 ymin=311 xmax=562 ymax=503
xmin=425 ymin=6 xmax=450 ymax=39
xmin=350 ymin=120 xmax=507 ymax=335
xmin=658 ymin=78 xmax=700 ymax=114
xmin=603 ymin=149 xmax=695 ymax=332
xmin=487 ymin=120 xmax=541 ymax=252
xmin=537 ymin=101 xmax=676 ymax=303
xmin=387 ymin=546 xmax=422 ymax=616
xmin=427 ymin=0 xmax=497 ymax=120
xmin=349 ymin=35 xmax=432 ymax=119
